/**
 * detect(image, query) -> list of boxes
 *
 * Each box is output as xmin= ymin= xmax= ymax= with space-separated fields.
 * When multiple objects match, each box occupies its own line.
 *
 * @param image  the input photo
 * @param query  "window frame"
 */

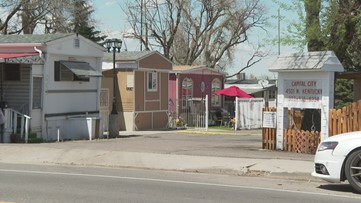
xmin=54 ymin=61 xmax=89 ymax=82
xmin=147 ymin=71 xmax=158 ymax=92
xmin=182 ymin=77 xmax=193 ymax=109
xmin=211 ymin=78 xmax=221 ymax=107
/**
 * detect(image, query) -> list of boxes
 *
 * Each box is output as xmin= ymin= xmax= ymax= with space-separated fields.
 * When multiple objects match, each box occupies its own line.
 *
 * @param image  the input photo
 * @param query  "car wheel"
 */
xmin=345 ymin=149 xmax=361 ymax=193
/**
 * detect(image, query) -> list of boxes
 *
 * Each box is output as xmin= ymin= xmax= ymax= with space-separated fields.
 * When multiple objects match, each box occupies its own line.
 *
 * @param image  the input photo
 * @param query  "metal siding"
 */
xmin=1 ymin=65 xmax=30 ymax=114
xmin=135 ymin=112 xmax=152 ymax=130
xmin=145 ymin=101 xmax=160 ymax=111
xmin=153 ymin=112 xmax=168 ymax=129
xmin=134 ymin=71 xmax=144 ymax=111
xmin=161 ymin=72 xmax=168 ymax=110
xmin=118 ymin=71 xmax=134 ymax=112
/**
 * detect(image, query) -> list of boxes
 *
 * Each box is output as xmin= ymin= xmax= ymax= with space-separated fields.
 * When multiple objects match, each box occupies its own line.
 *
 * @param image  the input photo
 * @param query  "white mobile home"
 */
xmin=0 ymin=33 xmax=105 ymax=142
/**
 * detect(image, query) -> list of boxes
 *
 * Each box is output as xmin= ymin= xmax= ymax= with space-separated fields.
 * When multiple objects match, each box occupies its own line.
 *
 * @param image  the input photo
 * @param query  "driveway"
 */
xmin=22 ymin=129 xmax=314 ymax=162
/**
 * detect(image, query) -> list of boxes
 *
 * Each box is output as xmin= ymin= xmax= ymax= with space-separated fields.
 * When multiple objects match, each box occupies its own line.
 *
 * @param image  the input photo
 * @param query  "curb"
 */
xmin=0 ymin=145 xmax=314 ymax=180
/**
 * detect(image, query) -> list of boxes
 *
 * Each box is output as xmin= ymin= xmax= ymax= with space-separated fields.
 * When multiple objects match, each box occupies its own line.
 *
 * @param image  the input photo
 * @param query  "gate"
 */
xmin=171 ymin=95 xmax=208 ymax=130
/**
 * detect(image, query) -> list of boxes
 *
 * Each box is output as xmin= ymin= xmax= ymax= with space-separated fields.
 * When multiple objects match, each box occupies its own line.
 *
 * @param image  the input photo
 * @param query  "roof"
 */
xmin=269 ymin=51 xmax=344 ymax=72
xmin=173 ymin=65 xmax=195 ymax=71
xmin=102 ymin=51 xmax=158 ymax=62
xmin=226 ymin=79 xmax=277 ymax=85
xmin=0 ymin=33 xmax=73 ymax=44
xmin=336 ymin=72 xmax=361 ymax=80
xmin=224 ymin=83 xmax=275 ymax=95
xmin=172 ymin=65 xmax=226 ymax=75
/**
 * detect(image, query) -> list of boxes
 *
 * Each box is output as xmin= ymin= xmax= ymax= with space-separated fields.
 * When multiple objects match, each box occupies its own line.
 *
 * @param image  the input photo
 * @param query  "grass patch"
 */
xmin=28 ymin=132 xmax=43 ymax=143
xmin=208 ymin=125 xmax=234 ymax=131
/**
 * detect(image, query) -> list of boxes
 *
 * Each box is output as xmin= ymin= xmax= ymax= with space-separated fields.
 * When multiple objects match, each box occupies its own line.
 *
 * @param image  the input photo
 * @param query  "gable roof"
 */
xmin=0 ymin=33 xmax=73 ymax=44
xmin=0 ymin=33 xmax=105 ymax=54
xmin=102 ymin=51 xmax=167 ymax=62
xmin=269 ymin=51 xmax=344 ymax=72
xmin=172 ymin=65 xmax=226 ymax=75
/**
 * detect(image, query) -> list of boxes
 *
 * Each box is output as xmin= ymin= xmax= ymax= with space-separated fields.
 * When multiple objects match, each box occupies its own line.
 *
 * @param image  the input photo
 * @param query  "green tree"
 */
xmin=275 ymin=0 xmax=361 ymax=70
xmin=304 ymin=0 xmax=324 ymax=51
xmin=70 ymin=0 xmax=106 ymax=43
xmin=323 ymin=0 xmax=361 ymax=71
xmin=274 ymin=0 xmax=360 ymax=108
xmin=334 ymin=79 xmax=354 ymax=109
xmin=0 ymin=0 xmax=106 ymax=42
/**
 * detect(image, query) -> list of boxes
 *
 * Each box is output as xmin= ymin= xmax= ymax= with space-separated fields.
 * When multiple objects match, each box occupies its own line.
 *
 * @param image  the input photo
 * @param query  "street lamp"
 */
xmin=104 ymin=38 xmax=122 ymax=138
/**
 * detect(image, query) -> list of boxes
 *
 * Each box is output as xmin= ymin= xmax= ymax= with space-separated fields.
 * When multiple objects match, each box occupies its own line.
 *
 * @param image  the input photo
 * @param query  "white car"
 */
xmin=312 ymin=131 xmax=361 ymax=193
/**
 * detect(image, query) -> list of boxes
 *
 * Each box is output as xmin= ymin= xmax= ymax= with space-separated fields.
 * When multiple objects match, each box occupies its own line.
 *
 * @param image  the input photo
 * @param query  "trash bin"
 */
xmin=86 ymin=117 xmax=101 ymax=140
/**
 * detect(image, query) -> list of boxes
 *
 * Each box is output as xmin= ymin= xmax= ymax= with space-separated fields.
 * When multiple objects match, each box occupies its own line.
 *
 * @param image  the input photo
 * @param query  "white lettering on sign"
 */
xmin=284 ymin=80 xmax=322 ymax=103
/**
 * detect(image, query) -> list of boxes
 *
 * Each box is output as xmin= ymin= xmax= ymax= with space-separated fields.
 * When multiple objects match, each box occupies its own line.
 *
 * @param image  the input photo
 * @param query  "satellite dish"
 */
xmin=258 ymin=79 xmax=269 ymax=88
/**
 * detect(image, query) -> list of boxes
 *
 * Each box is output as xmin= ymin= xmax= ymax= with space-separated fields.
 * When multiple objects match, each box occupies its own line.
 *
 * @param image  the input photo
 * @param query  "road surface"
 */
xmin=0 ymin=163 xmax=360 ymax=203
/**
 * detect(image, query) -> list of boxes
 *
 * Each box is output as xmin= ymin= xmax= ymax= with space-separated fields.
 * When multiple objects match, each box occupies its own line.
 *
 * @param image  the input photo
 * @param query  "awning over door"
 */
xmin=0 ymin=52 xmax=39 ymax=58
xmin=60 ymin=61 xmax=102 ymax=77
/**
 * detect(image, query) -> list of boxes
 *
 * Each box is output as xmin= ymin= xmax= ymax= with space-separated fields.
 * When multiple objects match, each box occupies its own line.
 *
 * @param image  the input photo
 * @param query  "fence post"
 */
xmin=25 ymin=116 xmax=30 ymax=143
xmin=234 ymin=97 xmax=238 ymax=131
xmin=205 ymin=95 xmax=208 ymax=131
xmin=20 ymin=116 xmax=24 ymax=139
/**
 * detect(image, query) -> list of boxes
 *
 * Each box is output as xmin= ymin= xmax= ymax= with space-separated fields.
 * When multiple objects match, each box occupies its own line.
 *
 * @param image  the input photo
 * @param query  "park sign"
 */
xmin=283 ymin=79 xmax=323 ymax=107
xmin=269 ymin=51 xmax=344 ymax=150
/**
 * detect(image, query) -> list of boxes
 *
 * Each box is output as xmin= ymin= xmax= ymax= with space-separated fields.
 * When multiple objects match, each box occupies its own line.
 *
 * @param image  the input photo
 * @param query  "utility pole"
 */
xmin=278 ymin=8 xmax=281 ymax=55
xmin=140 ymin=0 xmax=144 ymax=51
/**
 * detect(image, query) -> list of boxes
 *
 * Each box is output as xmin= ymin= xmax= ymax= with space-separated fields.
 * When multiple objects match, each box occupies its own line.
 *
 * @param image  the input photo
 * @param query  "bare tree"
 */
xmin=123 ymin=0 xmax=267 ymax=70
xmin=0 ymin=0 xmax=79 ymax=34
xmin=42 ymin=0 xmax=74 ymax=34
xmin=225 ymin=44 xmax=265 ymax=78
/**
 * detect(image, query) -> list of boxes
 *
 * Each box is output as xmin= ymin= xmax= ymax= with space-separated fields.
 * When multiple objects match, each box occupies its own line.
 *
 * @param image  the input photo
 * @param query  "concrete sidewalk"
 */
xmin=0 ymin=129 xmax=315 ymax=180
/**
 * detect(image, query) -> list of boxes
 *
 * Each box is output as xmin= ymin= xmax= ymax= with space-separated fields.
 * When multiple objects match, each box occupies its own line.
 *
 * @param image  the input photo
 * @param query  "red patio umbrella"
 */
xmin=214 ymin=85 xmax=253 ymax=98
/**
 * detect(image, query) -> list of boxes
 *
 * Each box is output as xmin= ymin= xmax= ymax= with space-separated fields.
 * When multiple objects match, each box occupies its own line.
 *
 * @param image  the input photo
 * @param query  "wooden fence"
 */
xmin=262 ymin=107 xmax=277 ymax=150
xmin=283 ymin=129 xmax=320 ymax=154
xmin=263 ymin=100 xmax=361 ymax=154
xmin=329 ymin=100 xmax=361 ymax=136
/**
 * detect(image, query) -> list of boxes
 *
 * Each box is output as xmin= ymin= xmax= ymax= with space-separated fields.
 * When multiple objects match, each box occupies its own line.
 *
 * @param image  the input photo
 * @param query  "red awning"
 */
xmin=0 ymin=52 xmax=39 ymax=59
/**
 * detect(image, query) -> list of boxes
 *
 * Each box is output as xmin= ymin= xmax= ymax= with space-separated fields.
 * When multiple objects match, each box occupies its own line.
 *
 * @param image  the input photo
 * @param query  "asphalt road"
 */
xmin=0 ymin=163 xmax=360 ymax=203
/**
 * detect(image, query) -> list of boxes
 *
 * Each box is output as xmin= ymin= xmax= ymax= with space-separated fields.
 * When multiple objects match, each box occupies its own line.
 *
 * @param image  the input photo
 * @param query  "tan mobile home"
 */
xmin=102 ymin=51 xmax=172 ymax=131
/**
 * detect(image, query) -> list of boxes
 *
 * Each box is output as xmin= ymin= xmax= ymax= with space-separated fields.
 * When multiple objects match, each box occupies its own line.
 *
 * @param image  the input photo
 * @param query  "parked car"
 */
xmin=312 ymin=131 xmax=361 ymax=193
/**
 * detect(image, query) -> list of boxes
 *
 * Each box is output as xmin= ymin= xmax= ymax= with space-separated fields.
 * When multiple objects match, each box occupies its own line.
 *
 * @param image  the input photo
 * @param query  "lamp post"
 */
xmin=105 ymin=38 xmax=122 ymax=138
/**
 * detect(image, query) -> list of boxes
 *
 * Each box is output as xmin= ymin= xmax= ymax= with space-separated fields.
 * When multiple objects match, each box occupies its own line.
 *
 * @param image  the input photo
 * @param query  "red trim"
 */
xmin=0 ymin=53 xmax=39 ymax=59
